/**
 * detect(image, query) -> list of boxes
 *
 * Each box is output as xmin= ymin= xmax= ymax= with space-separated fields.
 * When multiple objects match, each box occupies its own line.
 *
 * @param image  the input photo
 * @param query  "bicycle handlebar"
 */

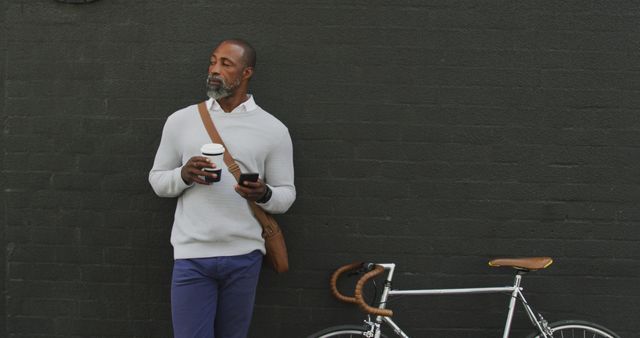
xmin=354 ymin=265 xmax=393 ymax=317
xmin=330 ymin=262 xmax=362 ymax=304
xmin=329 ymin=262 xmax=394 ymax=317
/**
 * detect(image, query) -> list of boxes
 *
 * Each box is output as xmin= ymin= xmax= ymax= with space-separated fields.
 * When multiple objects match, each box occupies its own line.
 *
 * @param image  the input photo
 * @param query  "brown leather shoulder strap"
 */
xmin=197 ymin=102 xmax=273 ymax=227
xmin=197 ymin=102 xmax=241 ymax=179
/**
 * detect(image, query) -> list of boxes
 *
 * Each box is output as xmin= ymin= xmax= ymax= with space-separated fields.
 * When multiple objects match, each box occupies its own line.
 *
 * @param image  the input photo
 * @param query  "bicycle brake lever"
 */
xmin=347 ymin=263 xmax=375 ymax=277
xmin=347 ymin=271 xmax=361 ymax=277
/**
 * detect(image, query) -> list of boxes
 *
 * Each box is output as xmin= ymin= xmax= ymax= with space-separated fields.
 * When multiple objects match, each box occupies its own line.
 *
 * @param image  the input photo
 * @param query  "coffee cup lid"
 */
xmin=201 ymin=143 xmax=225 ymax=155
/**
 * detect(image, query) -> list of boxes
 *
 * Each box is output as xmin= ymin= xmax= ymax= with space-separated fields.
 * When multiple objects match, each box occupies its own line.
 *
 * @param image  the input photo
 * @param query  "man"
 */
xmin=149 ymin=38 xmax=296 ymax=338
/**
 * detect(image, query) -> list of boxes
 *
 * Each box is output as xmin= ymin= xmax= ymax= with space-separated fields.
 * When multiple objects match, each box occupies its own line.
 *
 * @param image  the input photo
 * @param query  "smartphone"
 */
xmin=238 ymin=173 xmax=259 ymax=186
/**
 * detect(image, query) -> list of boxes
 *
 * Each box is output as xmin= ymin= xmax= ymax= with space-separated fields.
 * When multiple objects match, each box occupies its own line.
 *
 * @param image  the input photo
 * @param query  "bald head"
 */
xmin=215 ymin=38 xmax=256 ymax=69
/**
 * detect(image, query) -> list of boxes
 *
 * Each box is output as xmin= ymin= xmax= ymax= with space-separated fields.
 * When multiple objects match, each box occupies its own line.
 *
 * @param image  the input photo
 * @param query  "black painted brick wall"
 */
xmin=1 ymin=0 xmax=6 ymax=336
xmin=2 ymin=0 xmax=639 ymax=337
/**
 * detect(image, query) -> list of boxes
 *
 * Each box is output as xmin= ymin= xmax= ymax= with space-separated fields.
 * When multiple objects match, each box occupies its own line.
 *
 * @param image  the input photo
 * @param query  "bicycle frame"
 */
xmin=368 ymin=263 xmax=551 ymax=338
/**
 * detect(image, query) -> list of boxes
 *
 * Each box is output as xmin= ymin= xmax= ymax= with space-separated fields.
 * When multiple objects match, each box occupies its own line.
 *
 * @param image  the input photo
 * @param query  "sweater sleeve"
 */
xmin=256 ymin=129 xmax=296 ymax=214
xmin=148 ymin=116 xmax=193 ymax=197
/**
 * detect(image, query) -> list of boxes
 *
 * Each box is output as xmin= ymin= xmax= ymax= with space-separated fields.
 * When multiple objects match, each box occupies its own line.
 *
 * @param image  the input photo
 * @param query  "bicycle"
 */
xmin=307 ymin=257 xmax=620 ymax=338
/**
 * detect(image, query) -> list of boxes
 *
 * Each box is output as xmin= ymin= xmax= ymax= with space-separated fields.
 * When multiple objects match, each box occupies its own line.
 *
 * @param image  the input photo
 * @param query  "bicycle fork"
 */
xmin=363 ymin=316 xmax=409 ymax=338
xmin=368 ymin=265 xmax=410 ymax=338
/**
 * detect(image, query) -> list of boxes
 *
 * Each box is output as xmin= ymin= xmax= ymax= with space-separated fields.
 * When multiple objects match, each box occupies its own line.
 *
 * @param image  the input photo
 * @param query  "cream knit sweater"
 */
xmin=149 ymin=98 xmax=295 ymax=259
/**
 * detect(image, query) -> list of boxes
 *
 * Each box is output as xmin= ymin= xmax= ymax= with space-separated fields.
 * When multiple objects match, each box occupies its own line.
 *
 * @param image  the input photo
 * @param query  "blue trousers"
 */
xmin=171 ymin=250 xmax=263 ymax=338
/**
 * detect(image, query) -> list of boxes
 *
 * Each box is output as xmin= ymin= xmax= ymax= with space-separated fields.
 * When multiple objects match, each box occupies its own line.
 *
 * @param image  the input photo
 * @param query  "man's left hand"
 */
xmin=235 ymin=179 xmax=267 ymax=201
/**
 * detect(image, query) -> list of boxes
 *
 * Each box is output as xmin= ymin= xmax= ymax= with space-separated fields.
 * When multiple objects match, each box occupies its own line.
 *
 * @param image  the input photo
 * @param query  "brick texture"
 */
xmin=0 ymin=0 xmax=7 ymax=335
xmin=2 ymin=0 xmax=639 ymax=337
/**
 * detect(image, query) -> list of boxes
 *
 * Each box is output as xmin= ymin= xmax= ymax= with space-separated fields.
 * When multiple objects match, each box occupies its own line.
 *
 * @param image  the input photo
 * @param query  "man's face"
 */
xmin=206 ymin=42 xmax=247 ymax=100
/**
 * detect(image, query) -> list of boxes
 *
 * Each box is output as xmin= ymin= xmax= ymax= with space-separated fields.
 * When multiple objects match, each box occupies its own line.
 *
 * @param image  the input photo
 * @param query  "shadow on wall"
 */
xmin=54 ymin=0 xmax=100 ymax=4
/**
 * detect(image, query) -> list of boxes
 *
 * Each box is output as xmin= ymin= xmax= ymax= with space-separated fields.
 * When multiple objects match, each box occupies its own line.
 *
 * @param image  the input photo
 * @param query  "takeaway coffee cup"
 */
xmin=201 ymin=143 xmax=225 ymax=183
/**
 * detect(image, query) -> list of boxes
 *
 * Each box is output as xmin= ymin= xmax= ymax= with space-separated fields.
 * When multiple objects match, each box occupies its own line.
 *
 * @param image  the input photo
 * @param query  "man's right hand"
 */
xmin=181 ymin=156 xmax=217 ymax=185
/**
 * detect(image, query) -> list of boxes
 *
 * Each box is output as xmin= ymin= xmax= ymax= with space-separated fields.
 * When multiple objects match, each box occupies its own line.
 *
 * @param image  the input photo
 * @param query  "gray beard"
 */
xmin=207 ymin=85 xmax=232 ymax=100
xmin=206 ymin=75 xmax=238 ymax=100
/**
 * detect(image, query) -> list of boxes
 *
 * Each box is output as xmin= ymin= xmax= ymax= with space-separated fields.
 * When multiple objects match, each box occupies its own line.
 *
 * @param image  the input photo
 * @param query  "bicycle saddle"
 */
xmin=488 ymin=257 xmax=553 ymax=271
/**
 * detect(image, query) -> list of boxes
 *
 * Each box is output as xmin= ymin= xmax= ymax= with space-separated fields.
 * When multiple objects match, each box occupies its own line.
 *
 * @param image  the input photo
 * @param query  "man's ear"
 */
xmin=243 ymin=67 xmax=254 ymax=81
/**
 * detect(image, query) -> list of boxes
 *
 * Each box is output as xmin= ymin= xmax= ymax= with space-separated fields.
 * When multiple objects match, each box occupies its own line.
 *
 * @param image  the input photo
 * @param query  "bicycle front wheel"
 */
xmin=527 ymin=320 xmax=620 ymax=338
xmin=306 ymin=324 xmax=389 ymax=338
